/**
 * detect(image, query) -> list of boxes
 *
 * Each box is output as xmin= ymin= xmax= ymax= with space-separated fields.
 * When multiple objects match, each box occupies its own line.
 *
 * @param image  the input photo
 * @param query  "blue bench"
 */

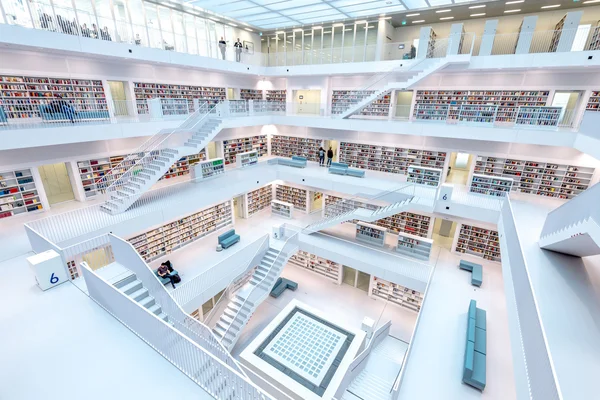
xmin=270 ymin=277 xmax=298 ymax=298
xmin=154 ymin=268 xmax=179 ymax=285
xmin=459 ymin=260 xmax=483 ymax=287
xmin=39 ymin=104 xmax=110 ymax=122
xmin=0 ymin=107 xmax=7 ymax=123
xmin=278 ymin=156 xmax=307 ymax=168
xmin=328 ymin=162 xmax=365 ymax=178
xmin=218 ymin=229 xmax=240 ymax=249
xmin=463 ymin=300 xmax=487 ymax=391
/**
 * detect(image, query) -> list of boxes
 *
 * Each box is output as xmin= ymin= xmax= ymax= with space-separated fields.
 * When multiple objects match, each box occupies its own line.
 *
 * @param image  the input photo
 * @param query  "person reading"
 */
xmin=157 ymin=262 xmax=176 ymax=288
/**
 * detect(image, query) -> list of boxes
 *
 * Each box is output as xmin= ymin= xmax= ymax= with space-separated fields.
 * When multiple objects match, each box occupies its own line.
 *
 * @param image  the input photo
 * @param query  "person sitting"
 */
xmin=157 ymin=262 xmax=177 ymax=288
xmin=50 ymin=95 xmax=76 ymax=123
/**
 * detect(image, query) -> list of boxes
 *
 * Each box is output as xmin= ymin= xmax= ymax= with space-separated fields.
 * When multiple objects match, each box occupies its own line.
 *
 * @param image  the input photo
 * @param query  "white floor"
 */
xmin=230 ymin=263 xmax=417 ymax=360
xmin=0 ymin=253 xmax=213 ymax=400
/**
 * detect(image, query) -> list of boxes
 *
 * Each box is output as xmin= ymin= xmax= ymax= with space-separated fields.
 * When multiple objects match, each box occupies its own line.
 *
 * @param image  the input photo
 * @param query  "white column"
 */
xmin=515 ymin=16 xmax=538 ymax=54
xmin=375 ymin=18 xmax=386 ymax=61
xmin=447 ymin=23 xmax=464 ymax=56
xmin=416 ymin=27 xmax=433 ymax=59
xmin=557 ymin=11 xmax=584 ymax=52
xmin=479 ymin=20 xmax=499 ymax=56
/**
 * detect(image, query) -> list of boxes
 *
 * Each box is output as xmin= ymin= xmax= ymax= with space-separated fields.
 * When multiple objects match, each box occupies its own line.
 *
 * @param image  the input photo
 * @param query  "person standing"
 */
xmin=218 ymin=37 xmax=227 ymax=60
xmin=234 ymin=38 xmax=243 ymax=62
xmin=327 ymin=147 xmax=334 ymax=167
xmin=318 ymin=147 xmax=325 ymax=167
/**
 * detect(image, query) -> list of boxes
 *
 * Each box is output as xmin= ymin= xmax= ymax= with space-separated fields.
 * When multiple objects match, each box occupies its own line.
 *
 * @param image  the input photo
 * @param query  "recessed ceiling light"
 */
xmin=381 ymin=16 xmax=392 ymax=20
xmin=275 ymin=31 xmax=285 ymax=34
xmin=293 ymin=28 xmax=303 ymax=32
xmin=229 ymin=23 xmax=237 ymax=27
xmin=583 ymin=0 xmax=600 ymax=3
xmin=504 ymin=9 xmax=521 ymax=13
xmin=312 ymin=26 xmax=322 ymax=30
xmin=436 ymin=9 xmax=451 ymax=13
xmin=470 ymin=13 xmax=486 ymax=17
xmin=505 ymin=0 xmax=524 ymax=4
xmin=333 ymin=23 xmax=344 ymax=27
xmin=355 ymin=20 xmax=367 ymax=24
xmin=406 ymin=13 xmax=420 ymax=17
xmin=469 ymin=4 xmax=486 ymax=8
xmin=412 ymin=20 xmax=425 ymax=24
xmin=541 ymin=4 xmax=560 ymax=8
xmin=244 ymin=28 xmax=253 ymax=32
xmin=323 ymin=30 xmax=332 ymax=33
xmin=209 ymin=18 xmax=219 ymax=22
xmin=440 ymin=17 xmax=454 ymax=20
xmin=344 ymin=28 xmax=353 ymax=31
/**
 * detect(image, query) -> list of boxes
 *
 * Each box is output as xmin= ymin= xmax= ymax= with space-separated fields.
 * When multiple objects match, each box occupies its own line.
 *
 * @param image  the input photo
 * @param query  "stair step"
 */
xmin=147 ymin=303 xmax=162 ymax=315
xmin=119 ymin=279 xmax=143 ymax=295
xmin=157 ymin=312 xmax=168 ymax=322
xmin=138 ymin=295 xmax=156 ymax=308
xmin=129 ymin=288 xmax=149 ymax=301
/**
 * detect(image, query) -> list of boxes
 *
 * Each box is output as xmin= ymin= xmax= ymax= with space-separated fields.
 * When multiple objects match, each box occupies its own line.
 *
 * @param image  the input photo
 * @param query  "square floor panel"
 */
xmin=263 ymin=312 xmax=347 ymax=386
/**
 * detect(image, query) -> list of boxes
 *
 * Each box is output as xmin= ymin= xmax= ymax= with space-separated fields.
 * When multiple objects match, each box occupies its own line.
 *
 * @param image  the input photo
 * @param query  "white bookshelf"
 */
xmin=270 ymin=135 xmax=323 ymax=162
xmin=0 ymin=75 xmax=107 ymax=120
xmin=455 ymin=223 xmax=501 ymax=262
xmin=396 ymin=232 xmax=433 ymax=261
xmin=240 ymin=89 xmax=263 ymax=100
xmin=236 ymin=150 xmax=259 ymax=168
xmin=413 ymin=90 xmax=550 ymax=123
xmin=222 ymin=135 xmax=268 ymax=165
xmin=474 ymin=155 xmax=595 ymax=199
xmin=339 ymin=142 xmax=447 ymax=175
xmin=78 ymin=150 xmax=206 ymax=198
xmin=370 ymin=276 xmax=423 ymax=312
xmin=407 ymin=165 xmax=442 ymax=187
xmin=356 ymin=222 xmax=386 ymax=247
xmin=0 ymin=168 xmax=44 ymax=219
xmin=133 ymin=82 xmax=225 ymax=114
xmin=190 ymin=158 xmax=225 ymax=181
xmin=589 ymin=23 xmax=600 ymax=51
xmin=276 ymin=184 xmax=307 ymax=212
xmin=515 ymin=106 xmax=562 ymax=127
xmin=271 ymin=199 xmax=293 ymax=219
xmin=266 ymin=90 xmax=286 ymax=111
xmin=426 ymin=28 xmax=437 ymax=58
xmin=549 ymin=14 xmax=566 ymax=52
xmin=247 ymin=185 xmax=272 ymax=217
xmin=470 ymin=173 xmax=513 ymax=197
xmin=289 ymin=250 xmax=342 ymax=283
xmin=331 ymin=90 xmax=391 ymax=118
xmin=586 ymin=90 xmax=600 ymax=111
xmin=127 ymin=201 xmax=232 ymax=262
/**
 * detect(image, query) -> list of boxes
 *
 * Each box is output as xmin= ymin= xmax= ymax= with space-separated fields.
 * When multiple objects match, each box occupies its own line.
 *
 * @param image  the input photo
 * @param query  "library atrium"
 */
xmin=1 ymin=0 xmax=600 ymax=399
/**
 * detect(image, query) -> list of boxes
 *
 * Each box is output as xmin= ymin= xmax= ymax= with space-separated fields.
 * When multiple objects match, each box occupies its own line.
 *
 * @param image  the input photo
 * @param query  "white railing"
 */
xmin=499 ymin=199 xmax=560 ymax=400
xmin=173 ymin=234 xmax=270 ymax=309
xmin=108 ymin=234 xmax=245 ymax=377
xmin=481 ymin=28 xmax=597 ymax=56
xmin=332 ymin=320 xmax=392 ymax=399
xmin=80 ymin=261 xmax=270 ymax=399
xmin=450 ymin=189 xmax=505 ymax=212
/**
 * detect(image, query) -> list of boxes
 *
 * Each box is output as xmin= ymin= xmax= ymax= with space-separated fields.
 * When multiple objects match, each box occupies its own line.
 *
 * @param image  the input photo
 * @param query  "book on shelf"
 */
xmin=236 ymin=150 xmax=259 ymax=168
xmin=247 ymin=185 xmax=272 ymax=216
xmin=331 ymin=90 xmax=391 ymax=118
xmin=276 ymin=184 xmax=307 ymax=211
xmin=289 ymin=250 xmax=342 ymax=283
xmin=0 ymin=168 xmax=43 ymax=219
xmin=133 ymin=82 xmax=226 ymax=114
xmin=356 ymin=222 xmax=386 ymax=247
xmin=370 ymin=276 xmax=423 ymax=312
xmin=222 ymin=135 xmax=268 ymax=165
xmin=396 ymin=231 xmax=433 ymax=260
xmin=470 ymin=173 xmax=513 ymax=197
xmin=240 ymin=89 xmax=264 ymax=100
xmin=271 ymin=199 xmax=293 ymax=219
xmin=190 ymin=158 xmax=225 ymax=181
xmin=270 ymin=135 xmax=322 ymax=162
xmin=407 ymin=165 xmax=442 ymax=187
xmin=455 ymin=223 xmax=501 ymax=262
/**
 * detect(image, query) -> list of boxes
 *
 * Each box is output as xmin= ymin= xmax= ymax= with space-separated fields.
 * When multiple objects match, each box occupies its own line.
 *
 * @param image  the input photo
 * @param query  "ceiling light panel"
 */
xmin=427 ymin=0 xmax=453 ymax=5
xmin=348 ymin=6 xmax=406 ymax=17
xmin=402 ymin=0 xmax=428 ymax=7
xmin=279 ymin=4 xmax=331 ymax=16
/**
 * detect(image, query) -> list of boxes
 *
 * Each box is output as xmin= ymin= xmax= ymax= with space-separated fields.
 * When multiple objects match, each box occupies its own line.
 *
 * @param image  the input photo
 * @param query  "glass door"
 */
xmin=356 ymin=271 xmax=370 ymax=292
xmin=342 ymin=266 xmax=356 ymax=287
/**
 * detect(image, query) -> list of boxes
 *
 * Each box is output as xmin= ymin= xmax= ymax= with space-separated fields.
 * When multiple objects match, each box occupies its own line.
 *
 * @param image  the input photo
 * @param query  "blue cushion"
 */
xmin=467 ymin=317 xmax=476 ymax=343
xmin=155 ymin=269 xmax=179 ymax=285
xmin=329 ymin=167 xmax=347 ymax=175
xmin=471 ymin=265 xmax=483 ymax=287
xmin=218 ymin=230 xmax=235 ymax=242
xmin=346 ymin=168 xmax=365 ymax=177
xmin=463 ymin=340 xmax=475 ymax=378
xmin=282 ymin=278 xmax=298 ymax=290
xmin=469 ymin=351 xmax=487 ymax=390
xmin=476 ymin=308 xmax=487 ymax=330
xmin=468 ymin=300 xmax=477 ymax=320
xmin=330 ymin=162 xmax=348 ymax=169
xmin=0 ymin=107 xmax=7 ymax=122
xmin=221 ymin=234 xmax=240 ymax=248
xmin=474 ymin=327 xmax=486 ymax=355
xmin=291 ymin=156 xmax=307 ymax=162
xmin=460 ymin=260 xmax=481 ymax=271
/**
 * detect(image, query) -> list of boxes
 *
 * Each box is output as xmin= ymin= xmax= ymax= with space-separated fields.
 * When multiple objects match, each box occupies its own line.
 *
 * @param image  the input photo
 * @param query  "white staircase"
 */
xmin=339 ymin=56 xmax=469 ymax=119
xmin=304 ymin=197 xmax=421 ymax=234
xmin=107 ymin=262 xmax=170 ymax=322
xmin=100 ymin=108 xmax=224 ymax=215
xmin=538 ymin=183 xmax=600 ymax=257
xmin=343 ymin=336 xmax=407 ymax=400
xmin=212 ymin=244 xmax=297 ymax=351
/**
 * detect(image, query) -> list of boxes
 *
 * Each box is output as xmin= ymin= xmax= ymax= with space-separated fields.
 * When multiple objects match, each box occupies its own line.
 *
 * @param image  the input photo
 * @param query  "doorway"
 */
xmin=233 ymin=195 xmax=245 ymax=219
xmin=38 ymin=163 xmax=75 ymax=205
xmin=206 ymin=142 xmax=218 ymax=159
xmin=432 ymin=217 xmax=456 ymax=250
xmin=108 ymin=81 xmax=129 ymax=116
xmin=447 ymin=152 xmax=473 ymax=186
xmin=552 ymin=91 xmax=582 ymax=127
xmin=395 ymin=91 xmax=413 ymax=119
xmin=227 ymin=88 xmax=235 ymax=100
xmin=310 ymin=191 xmax=323 ymax=213
xmin=342 ymin=266 xmax=370 ymax=292
xmin=294 ymin=90 xmax=321 ymax=115
xmin=324 ymin=139 xmax=339 ymax=162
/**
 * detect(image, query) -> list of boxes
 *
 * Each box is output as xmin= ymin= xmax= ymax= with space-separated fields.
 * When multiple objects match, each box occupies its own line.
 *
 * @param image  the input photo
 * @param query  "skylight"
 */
xmin=184 ymin=0 xmax=487 ymax=29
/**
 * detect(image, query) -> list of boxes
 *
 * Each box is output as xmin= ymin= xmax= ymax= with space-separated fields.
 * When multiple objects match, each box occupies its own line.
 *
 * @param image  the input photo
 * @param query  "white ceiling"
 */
xmin=184 ymin=0 xmax=493 ymax=30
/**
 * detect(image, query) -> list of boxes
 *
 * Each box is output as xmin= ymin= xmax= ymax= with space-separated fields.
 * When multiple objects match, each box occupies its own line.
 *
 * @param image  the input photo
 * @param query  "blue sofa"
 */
xmin=218 ymin=229 xmax=240 ymax=249
xmin=154 ymin=268 xmax=179 ymax=285
xmin=328 ymin=162 xmax=365 ymax=178
xmin=270 ymin=277 xmax=298 ymax=298
xmin=463 ymin=300 xmax=487 ymax=391
xmin=39 ymin=104 xmax=110 ymax=121
xmin=0 ymin=107 xmax=7 ymax=123
xmin=278 ymin=156 xmax=307 ymax=168
xmin=459 ymin=259 xmax=483 ymax=287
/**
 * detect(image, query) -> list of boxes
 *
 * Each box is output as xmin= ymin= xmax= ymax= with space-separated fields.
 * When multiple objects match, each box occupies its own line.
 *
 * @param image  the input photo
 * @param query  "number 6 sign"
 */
xmin=27 ymin=250 xmax=68 ymax=291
